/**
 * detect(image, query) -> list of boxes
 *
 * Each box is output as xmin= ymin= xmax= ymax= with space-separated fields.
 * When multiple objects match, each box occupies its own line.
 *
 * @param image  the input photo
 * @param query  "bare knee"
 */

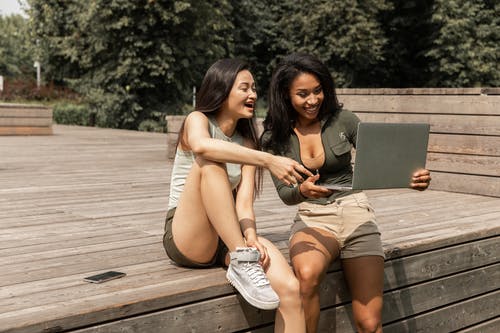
xmin=355 ymin=314 xmax=382 ymax=333
xmin=294 ymin=264 xmax=323 ymax=297
xmin=275 ymin=277 xmax=302 ymax=309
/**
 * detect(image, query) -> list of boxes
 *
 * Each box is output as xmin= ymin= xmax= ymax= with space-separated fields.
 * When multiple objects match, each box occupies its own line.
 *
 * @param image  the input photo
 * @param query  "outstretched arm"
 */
xmin=183 ymin=111 xmax=312 ymax=185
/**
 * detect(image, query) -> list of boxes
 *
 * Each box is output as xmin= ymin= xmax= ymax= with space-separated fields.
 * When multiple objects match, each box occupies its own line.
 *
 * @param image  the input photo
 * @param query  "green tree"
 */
xmin=229 ymin=0 xmax=282 ymax=100
xmin=28 ymin=0 xmax=234 ymax=129
xmin=0 ymin=14 xmax=32 ymax=78
xmin=274 ymin=0 xmax=392 ymax=87
xmin=426 ymin=0 xmax=499 ymax=87
xmin=27 ymin=0 xmax=81 ymax=85
xmin=380 ymin=0 xmax=434 ymax=87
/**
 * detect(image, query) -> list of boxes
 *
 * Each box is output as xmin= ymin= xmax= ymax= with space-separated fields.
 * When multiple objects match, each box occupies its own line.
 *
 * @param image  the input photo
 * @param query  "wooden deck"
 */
xmin=1 ymin=125 xmax=499 ymax=332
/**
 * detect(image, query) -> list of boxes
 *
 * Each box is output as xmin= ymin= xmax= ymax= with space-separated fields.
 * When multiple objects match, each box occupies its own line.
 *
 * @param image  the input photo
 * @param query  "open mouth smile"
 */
xmin=304 ymin=105 xmax=319 ymax=113
xmin=244 ymin=101 xmax=255 ymax=110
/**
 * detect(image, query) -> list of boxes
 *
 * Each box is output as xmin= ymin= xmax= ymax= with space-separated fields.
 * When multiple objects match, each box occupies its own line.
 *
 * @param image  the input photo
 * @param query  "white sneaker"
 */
xmin=226 ymin=247 xmax=280 ymax=310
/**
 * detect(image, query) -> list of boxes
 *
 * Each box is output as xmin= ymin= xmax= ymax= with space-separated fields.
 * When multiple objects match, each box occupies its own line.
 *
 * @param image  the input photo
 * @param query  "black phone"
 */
xmin=83 ymin=271 xmax=126 ymax=283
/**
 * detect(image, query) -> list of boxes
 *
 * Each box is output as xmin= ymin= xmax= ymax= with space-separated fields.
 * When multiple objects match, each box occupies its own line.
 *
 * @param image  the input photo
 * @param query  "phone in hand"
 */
xmin=83 ymin=271 xmax=126 ymax=283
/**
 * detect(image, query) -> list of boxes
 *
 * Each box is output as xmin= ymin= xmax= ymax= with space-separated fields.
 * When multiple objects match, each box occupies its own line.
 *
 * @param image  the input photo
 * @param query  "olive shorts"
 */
xmin=291 ymin=192 xmax=385 ymax=259
xmin=163 ymin=207 xmax=228 ymax=268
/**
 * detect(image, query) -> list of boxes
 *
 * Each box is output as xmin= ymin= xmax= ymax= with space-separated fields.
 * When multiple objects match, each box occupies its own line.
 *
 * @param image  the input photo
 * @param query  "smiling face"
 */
xmin=221 ymin=69 xmax=257 ymax=119
xmin=289 ymin=72 xmax=324 ymax=124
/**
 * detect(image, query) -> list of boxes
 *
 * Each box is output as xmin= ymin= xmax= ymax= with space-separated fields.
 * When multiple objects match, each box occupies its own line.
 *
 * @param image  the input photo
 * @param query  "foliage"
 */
xmin=53 ymin=102 xmax=93 ymax=126
xmin=425 ymin=0 xmax=499 ymax=87
xmin=229 ymin=0 xmax=282 ymax=98
xmin=0 ymin=14 xmax=33 ymax=78
xmin=380 ymin=0 xmax=435 ymax=87
xmin=138 ymin=119 xmax=165 ymax=133
xmin=27 ymin=0 xmax=234 ymax=129
xmin=274 ymin=0 xmax=392 ymax=87
xmin=3 ymin=0 xmax=496 ymax=130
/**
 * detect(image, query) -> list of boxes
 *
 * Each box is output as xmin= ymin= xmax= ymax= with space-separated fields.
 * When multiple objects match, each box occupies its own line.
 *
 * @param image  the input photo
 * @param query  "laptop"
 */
xmin=321 ymin=122 xmax=430 ymax=191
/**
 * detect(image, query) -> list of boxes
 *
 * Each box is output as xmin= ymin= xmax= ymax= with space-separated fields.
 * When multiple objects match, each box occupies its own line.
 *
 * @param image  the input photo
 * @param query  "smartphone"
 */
xmin=83 ymin=271 xmax=126 ymax=283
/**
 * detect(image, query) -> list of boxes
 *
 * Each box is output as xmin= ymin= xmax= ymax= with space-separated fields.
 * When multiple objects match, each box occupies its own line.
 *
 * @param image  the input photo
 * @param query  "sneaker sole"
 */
xmin=226 ymin=269 xmax=280 ymax=310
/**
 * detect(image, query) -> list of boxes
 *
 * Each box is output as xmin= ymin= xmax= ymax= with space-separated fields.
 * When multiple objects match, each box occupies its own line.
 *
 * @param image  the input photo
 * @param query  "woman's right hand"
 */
xmin=267 ymin=155 xmax=313 ymax=186
xmin=298 ymin=174 xmax=334 ymax=198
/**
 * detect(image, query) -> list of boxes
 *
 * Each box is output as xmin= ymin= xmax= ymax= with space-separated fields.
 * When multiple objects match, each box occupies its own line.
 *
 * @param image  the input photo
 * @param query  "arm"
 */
xmin=270 ymin=173 xmax=309 ymax=205
xmin=235 ymin=154 xmax=270 ymax=267
xmin=183 ymin=112 xmax=311 ymax=185
xmin=343 ymin=109 xmax=361 ymax=148
xmin=235 ymin=160 xmax=258 ymax=242
xmin=261 ymin=131 xmax=329 ymax=205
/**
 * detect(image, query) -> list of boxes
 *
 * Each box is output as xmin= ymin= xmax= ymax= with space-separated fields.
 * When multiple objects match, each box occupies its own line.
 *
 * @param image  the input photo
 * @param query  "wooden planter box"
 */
xmin=0 ymin=103 xmax=53 ymax=135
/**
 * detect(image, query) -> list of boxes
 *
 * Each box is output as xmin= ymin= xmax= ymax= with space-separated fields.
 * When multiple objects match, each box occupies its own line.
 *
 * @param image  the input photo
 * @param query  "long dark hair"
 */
xmin=179 ymin=58 xmax=262 ymax=194
xmin=262 ymin=53 xmax=342 ymax=154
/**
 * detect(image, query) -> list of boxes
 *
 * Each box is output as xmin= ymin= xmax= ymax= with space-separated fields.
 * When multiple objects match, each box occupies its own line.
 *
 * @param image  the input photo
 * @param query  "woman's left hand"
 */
xmin=246 ymin=238 xmax=270 ymax=270
xmin=411 ymin=169 xmax=431 ymax=191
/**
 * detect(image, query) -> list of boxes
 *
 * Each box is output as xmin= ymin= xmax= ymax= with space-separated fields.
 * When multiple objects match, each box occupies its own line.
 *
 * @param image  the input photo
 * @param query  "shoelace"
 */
xmin=242 ymin=262 xmax=270 ymax=287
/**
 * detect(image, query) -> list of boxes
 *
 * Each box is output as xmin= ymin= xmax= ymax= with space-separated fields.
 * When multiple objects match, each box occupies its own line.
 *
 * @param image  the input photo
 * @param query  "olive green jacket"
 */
xmin=262 ymin=109 xmax=360 ymax=205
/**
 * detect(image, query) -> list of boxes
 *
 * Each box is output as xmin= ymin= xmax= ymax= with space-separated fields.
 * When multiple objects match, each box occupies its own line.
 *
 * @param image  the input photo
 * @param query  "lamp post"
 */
xmin=34 ymin=61 xmax=41 ymax=89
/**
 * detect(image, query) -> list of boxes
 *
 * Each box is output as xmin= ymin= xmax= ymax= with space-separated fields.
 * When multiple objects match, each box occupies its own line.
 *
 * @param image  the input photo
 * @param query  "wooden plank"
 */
xmin=0 ymin=117 xmax=52 ymax=127
xmin=381 ymin=236 xmax=498 ymax=288
xmin=336 ymin=88 xmax=493 ymax=95
xmin=318 ymin=238 xmax=500 ymax=308
xmin=0 ymin=270 xmax=234 ymax=333
xmin=0 ymin=127 xmax=52 ymax=135
xmin=383 ymin=290 xmax=500 ymax=333
xmin=457 ymin=317 xmax=500 ymax=333
xmin=430 ymin=171 xmax=500 ymax=197
xmin=381 ymin=264 xmax=500 ymax=323
xmin=428 ymin=133 xmax=500 ymax=156
xmin=339 ymin=95 xmax=499 ymax=115
xmin=0 ymin=236 xmax=160 ymax=267
xmin=315 ymin=290 xmax=500 ymax=333
xmin=70 ymin=295 xmax=275 ymax=333
xmin=0 ymin=103 xmax=49 ymax=109
xmin=165 ymin=115 xmax=186 ymax=133
xmin=354 ymin=112 xmax=500 ymax=136
xmin=0 ymin=108 xmax=52 ymax=118
xmin=427 ymin=153 xmax=500 ymax=177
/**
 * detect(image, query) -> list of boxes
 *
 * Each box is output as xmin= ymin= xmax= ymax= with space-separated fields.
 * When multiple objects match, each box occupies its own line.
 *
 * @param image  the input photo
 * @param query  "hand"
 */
xmin=411 ymin=169 xmax=431 ymax=191
xmin=268 ymin=155 xmax=313 ymax=186
xmin=298 ymin=173 xmax=333 ymax=198
xmin=245 ymin=238 xmax=270 ymax=270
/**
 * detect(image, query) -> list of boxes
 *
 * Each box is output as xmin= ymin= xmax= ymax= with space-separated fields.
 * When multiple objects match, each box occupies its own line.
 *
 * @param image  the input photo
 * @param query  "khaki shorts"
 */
xmin=291 ymin=192 xmax=385 ymax=259
xmin=163 ymin=208 xmax=228 ymax=268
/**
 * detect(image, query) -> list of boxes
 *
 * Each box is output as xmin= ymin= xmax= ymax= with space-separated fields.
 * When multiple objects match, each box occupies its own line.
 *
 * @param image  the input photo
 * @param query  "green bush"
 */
xmin=138 ymin=119 xmax=165 ymax=133
xmin=53 ymin=102 xmax=94 ymax=126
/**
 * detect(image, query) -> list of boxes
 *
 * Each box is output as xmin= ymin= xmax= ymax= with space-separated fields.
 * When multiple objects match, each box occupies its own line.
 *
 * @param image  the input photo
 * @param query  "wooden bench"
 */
xmin=338 ymin=87 xmax=500 ymax=197
xmin=0 ymin=103 xmax=53 ymax=135
xmin=1 ymin=96 xmax=498 ymax=332
xmin=165 ymin=115 xmax=186 ymax=159
xmin=159 ymin=89 xmax=500 ymax=332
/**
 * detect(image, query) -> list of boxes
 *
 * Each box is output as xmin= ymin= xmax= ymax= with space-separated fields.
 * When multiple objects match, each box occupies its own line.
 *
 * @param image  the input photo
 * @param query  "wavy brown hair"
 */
xmin=179 ymin=59 xmax=262 ymax=194
xmin=262 ymin=53 xmax=343 ymax=155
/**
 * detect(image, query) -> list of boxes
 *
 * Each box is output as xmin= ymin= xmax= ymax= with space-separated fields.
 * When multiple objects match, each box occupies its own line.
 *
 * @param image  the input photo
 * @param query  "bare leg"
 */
xmin=289 ymin=227 xmax=340 ymax=333
xmin=257 ymin=237 xmax=306 ymax=333
xmin=342 ymin=256 xmax=384 ymax=333
xmin=172 ymin=156 xmax=246 ymax=263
